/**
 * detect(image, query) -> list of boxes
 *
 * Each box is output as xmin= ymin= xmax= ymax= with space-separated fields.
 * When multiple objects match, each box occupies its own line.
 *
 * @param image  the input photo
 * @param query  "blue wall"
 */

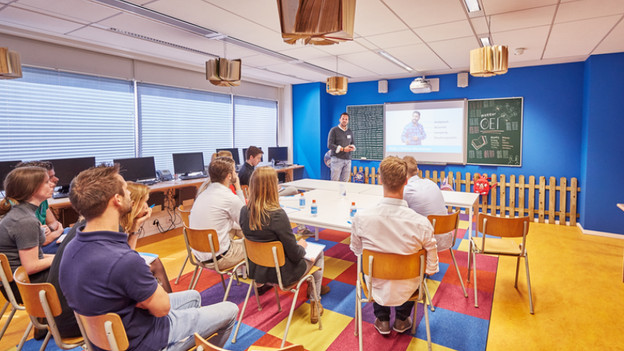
xmin=291 ymin=53 xmax=624 ymax=235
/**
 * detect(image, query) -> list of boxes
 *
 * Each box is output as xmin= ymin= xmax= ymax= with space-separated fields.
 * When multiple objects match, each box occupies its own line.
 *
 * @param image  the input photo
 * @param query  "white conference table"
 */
xmin=281 ymin=179 xmax=480 ymax=240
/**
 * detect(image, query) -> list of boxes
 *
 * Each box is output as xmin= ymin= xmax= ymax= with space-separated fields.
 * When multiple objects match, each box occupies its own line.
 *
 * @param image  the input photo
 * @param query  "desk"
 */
xmin=281 ymin=179 xmax=481 ymax=240
xmin=274 ymin=165 xmax=304 ymax=182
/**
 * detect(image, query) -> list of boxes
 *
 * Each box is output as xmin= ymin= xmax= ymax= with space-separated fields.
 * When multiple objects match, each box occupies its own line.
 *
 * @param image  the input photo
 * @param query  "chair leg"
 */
xmin=174 ymin=254 xmax=189 ymax=284
xmin=514 ymin=256 xmax=521 ymax=288
xmin=274 ymin=286 xmax=282 ymax=313
xmin=410 ymin=300 xmax=417 ymax=335
xmin=38 ymin=330 xmax=51 ymax=351
xmin=219 ymin=274 xmax=226 ymax=290
xmin=422 ymin=298 xmax=432 ymax=351
xmin=357 ymin=300 xmax=364 ymax=351
xmin=0 ymin=305 xmax=16 ymax=339
xmin=525 ymin=253 xmax=534 ymax=314
xmin=231 ymin=282 xmax=255 ymax=344
xmin=467 ymin=240 xmax=473 ymax=283
xmin=223 ymin=274 xmax=235 ymax=302
xmin=472 ymin=249 xmax=479 ymax=308
xmin=253 ymin=284 xmax=262 ymax=311
xmin=280 ymin=287 xmax=304 ymax=348
xmin=188 ymin=266 xmax=200 ymax=290
xmin=449 ymin=249 xmax=468 ymax=297
xmin=16 ymin=321 xmax=32 ymax=351
xmin=422 ymin=279 xmax=435 ymax=312
xmin=190 ymin=267 xmax=203 ymax=290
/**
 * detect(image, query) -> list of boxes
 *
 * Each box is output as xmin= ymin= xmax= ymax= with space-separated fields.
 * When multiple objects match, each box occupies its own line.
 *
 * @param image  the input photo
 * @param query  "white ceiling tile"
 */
xmin=490 ymin=5 xmax=557 ymax=32
xmin=305 ymin=55 xmax=376 ymax=77
xmin=592 ymin=15 xmax=624 ymax=54
xmin=556 ymin=0 xmax=624 ymax=23
xmin=277 ymin=46 xmax=328 ymax=60
xmin=544 ymin=15 xmax=622 ymax=58
xmin=239 ymin=54 xmax=287 ymax=68
xmin=15 ymin=0 xmax=120 ymax=23
xmin=243 ymin=66 xmax=308 ymax=85
xmin=428 ymin=36 xmax=478 ymax=69
xmin=385 ymin=44 xmax=449 ymax=73
xmin=0 ymin=6 xmax=85 ymax=33
xmin=315 ymin=40 xmax=370 ymax=56
xmin=353 ymin=37 xmax=380 ymax=51
xmin=264 ymin=62 xmax=329 ymax=81
xmin=385 ymin=0 xmax=467 ymax=27
xmin=492 ymin=26 xmax=551 ymax=62
xmin=415 ymin=20 xmax=474 ymax=42
xmin=470 ymin=16 xmax=489 ymax=35
xmin=336 ymin=50 xmax=407 ymax=76
xmin=481 ymin=0 xmax=559 ymax=15
xmin=202 ymin=0 xmax=282 ymax=32
xmin=353 ymin=0 xmax=407 ymax=36
xmin=366 ymin=30 xmax=422 ymax=49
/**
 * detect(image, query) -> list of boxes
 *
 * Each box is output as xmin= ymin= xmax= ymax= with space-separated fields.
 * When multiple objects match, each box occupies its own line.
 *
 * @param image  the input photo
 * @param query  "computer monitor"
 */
xmin=114 ymin=157 xmax=157 ymax=183
xmin=215 ymin=148 xmax=240 ymax=165
xmin=0 ymin=160 xmax=21 ymax=191
xmin=172 ymin=152 xmax=205 ymax=175
xmin=45 ymin=157 xmax=96 ymax=194
xmin=242 ymin=147 xmax=263 ymax=162
xmin=268 ymin=147 xmax=288 ymax=165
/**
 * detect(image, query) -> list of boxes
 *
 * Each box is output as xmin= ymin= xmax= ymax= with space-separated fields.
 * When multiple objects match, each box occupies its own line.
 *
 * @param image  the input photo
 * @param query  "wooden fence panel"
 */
xmin=489 ymin=174 xmax=497 ymax=215
xmin=559 ymin=177 xmax=567 ymax=224
xmin=570 ymin=178 xmax=578 ymax=226
xmin=538 ymin=176 xmax=546 ymax=223
xmin=528 ymin=176 xmax=536 ymax=219
xmin=509 ymin=174 xmax=516 ymax=217
xmin=548 ymin=176 xmax=556 ymax=223
xmin=518 ymin=175 xmax=525 ymax=217
xmin=500 ymin=174 xmax=507 ymax=217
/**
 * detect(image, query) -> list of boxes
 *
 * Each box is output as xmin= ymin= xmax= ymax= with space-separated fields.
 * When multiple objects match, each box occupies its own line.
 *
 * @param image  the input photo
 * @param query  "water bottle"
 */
xmin=350 ymin=202 xmax=357 ymax=218
xmin=311 ymin=200 xmax=318 ymax=217
xmin=339 ymin=183 xmax=347 ymax=197
xmin=299 ymin=193 xmax=306 ymax=208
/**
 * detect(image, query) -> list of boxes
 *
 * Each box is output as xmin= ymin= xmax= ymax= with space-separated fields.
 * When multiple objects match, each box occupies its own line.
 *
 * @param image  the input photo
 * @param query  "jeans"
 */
xmin=330 ymin=157 xmax=351 ymax=182
xmin=164 ymin=290 xmax=238 ymax=351
xmin=373 ymin=301 xmax=415 ymax=322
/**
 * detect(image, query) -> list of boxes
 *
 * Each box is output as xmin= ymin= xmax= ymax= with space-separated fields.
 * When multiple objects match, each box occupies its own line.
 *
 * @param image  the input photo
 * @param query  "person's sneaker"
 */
xmin=320 ymin=285 xmax=331 ymax=295
xmin=374 ymin=318 xmax=391 ymax=335
xmin=310 ymin=301 xmax=324 ymax=324
xmin=392 ymin=317 xmax=413 ymax=333
xmin=256 ymin=284 xmax=272 ymax=296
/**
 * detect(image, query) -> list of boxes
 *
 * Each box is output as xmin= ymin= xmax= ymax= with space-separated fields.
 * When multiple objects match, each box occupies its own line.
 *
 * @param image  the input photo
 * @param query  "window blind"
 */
xmin=233 ymin=96 xmax=278 ymax=160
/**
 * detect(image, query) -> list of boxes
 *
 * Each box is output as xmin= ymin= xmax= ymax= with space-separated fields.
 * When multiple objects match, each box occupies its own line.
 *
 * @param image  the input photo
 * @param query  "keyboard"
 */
xmin=137 ymin=178 xmax=158 ymax=186
xmin=52 ymin=192 xmax=69 ymax=199
xmin=179 ymin=173 xmax=207 ymax=180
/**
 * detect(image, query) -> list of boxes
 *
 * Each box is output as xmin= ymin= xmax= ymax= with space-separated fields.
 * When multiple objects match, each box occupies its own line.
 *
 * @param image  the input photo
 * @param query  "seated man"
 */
xmin=402 ymin=156 xmax=451 ymax=249
xmin=15 ymin=161 xmax=64 ymax=254
xmin=59 ymin=165 xmax=238 ymax=350
xmin=238 ymin=146 xmax=263 ymax=187
xmin=190 ymin=157 xmax=246 ymax=267
xmin=350 ymin=156 xmax=439 ymax=335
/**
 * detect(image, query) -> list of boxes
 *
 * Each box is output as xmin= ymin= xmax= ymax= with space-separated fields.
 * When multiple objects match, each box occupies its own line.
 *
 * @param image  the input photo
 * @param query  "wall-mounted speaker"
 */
xmin=457 ymin=72 xmax=469 ymax=88
xmin=378 ymin=79 xmax=388 ymax=93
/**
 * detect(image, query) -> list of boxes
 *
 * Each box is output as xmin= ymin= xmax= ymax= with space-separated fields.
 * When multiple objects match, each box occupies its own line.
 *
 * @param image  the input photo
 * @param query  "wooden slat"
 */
xmin=499 ymin=174 xmax=507 ymax=217
xmin=432 ymin=171 xmax=439 ymax=184
xmin=538 ymin=176 xmax=546 ymax=223
xmin=528 ymin=176 xmax=535 ymax=220
xmin=548 ymin=176 xmax=556 ymax=224
xmin=364 ymin=167 xmax=370 ymax=184
xmin=570 ymin=177 xmax=578 ymax=225
xmin=489 ymin=174 xmax=497 ymax=215
xmin=518 ymin=175 xmax=525 ymax=217
xmin=509 ymin=174 xmax=516 ymax=217
xmin=559 ymin=177 xmax=567 ymax=225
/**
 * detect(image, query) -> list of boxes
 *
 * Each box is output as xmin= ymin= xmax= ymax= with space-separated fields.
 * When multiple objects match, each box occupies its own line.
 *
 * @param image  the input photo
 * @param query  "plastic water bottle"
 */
xmin=311 ymin=200 xmax=318 ymax=217
xmin=350 ymin=202 xmax=357 ymax=218
xmin=339 ymin=183 xmax=347 ymax=197
xmin=299 ymin=193 xmax=306 ymax=208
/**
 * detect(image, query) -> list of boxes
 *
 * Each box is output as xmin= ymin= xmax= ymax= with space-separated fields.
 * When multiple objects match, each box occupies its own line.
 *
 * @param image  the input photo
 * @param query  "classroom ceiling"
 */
xmin=1 ymin=0 xmax=623 ymax=86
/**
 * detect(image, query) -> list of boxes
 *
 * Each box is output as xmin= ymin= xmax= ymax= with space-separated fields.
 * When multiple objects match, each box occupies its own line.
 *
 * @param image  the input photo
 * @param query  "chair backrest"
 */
xmin=194 ymin=333 xmax=304 ymax=351
xmin=185 ymin=226 xmax=220 ymax=254
xmin=13 ymin=266 xmax=62 ymax=319
xmin=361 ymin=249 xmax=426 ymax=280
xmin=75 ymin=312 xmax=129 ymax=351
xmin=477 ymin=213 xmax=530 ymax=238
xmin=428 ymin=210 xmax=460 ymax=235
xmin=243 ymin=239 xmax=286 ymax=268
xmin=177 ymin=205 xmax=191 ymax=227
xmin=0 ymin=253 xmax=20 ymax=306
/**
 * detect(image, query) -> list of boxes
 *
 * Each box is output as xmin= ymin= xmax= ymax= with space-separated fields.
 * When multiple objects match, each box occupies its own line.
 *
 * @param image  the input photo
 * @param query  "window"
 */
xmin=0 ymin=67 xmax=135 ymax=163
xmin=138 ymin=83 xmax=232 ymax=171
xmin=233 ymin=96 xmax=278 ymax=161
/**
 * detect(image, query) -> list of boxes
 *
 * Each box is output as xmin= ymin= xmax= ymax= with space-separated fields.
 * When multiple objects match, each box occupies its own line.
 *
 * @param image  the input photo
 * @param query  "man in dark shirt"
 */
xmin=59 ymin=165 xmax=238 ymax=351
xmin=327 ymin=112 xmax=356 ymax=182
xmin=238 ymin=146 xmax=263 ymax=186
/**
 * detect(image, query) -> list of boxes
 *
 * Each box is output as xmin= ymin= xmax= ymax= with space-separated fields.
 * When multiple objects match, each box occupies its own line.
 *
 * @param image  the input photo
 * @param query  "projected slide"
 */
xmin=384 ymin=99 xmax=467 ymax=164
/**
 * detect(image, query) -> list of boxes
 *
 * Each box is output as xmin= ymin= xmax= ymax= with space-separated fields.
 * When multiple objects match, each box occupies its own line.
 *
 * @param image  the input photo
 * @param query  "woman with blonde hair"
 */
xmin=239 ymin=167 xmax=329 ymax=323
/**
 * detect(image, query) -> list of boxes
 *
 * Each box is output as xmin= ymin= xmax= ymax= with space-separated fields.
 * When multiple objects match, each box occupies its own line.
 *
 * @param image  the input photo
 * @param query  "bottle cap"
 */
xmin=300 ymin=193 xmax=304 ymax=196
xmin=352 ymin=202 xmax=355 ymax=205
xmin=312 ymin=199 xmax=316 ymax=203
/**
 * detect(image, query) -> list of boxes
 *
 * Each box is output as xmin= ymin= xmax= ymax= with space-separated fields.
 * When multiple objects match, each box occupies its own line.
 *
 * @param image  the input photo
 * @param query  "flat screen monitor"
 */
xmin=215 ymin=148 xmax=240 ymax=165
xmin=242 ymin=147 xmax=263 ymax=162
xmin=0 ymin=160 xmax=21 ymax=191
xmin=268 ymin=147 xmax=288 ymax=165
xmin=114 ymin=157 xmax=157 ymax=183
xmin=45 ymin=157 xmax=96 ymax=192
xmin=172 ymin=152 xmax=205 ymax=175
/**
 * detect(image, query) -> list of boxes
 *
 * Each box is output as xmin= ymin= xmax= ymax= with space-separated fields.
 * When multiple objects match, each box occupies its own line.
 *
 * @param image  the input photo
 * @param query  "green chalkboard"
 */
xmin=467 ymin=97 xmax=523 ymax=166
xmin=346 ymin=104 xmax=384 ymax=160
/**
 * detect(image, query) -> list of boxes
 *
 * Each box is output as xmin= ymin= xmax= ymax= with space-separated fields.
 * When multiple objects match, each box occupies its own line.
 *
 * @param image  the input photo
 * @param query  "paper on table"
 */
xmin=139 ymin=252 xmax=158 ymax=266
xmin=304 ymin=242 xmax=325 ymax=261
xmin=282 ymin=207 xmax=300 ymax=214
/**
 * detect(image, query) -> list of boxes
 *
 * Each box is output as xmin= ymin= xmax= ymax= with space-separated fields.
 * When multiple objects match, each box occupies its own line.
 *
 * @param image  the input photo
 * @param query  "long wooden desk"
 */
xmin=274 ymin=164 xmax=304 ymax=182
xmin=281 ymin=179 xmax=480 ymax=240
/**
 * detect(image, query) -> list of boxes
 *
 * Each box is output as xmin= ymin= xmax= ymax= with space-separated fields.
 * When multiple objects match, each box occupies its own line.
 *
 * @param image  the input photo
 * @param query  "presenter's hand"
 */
xmin=412 ymin=136 xmax=418 ymax=141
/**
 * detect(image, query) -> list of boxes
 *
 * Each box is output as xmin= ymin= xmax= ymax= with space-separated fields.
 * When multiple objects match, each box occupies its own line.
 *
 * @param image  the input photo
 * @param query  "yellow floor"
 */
xmin=2 ymin=224 xmax=624 ymax=350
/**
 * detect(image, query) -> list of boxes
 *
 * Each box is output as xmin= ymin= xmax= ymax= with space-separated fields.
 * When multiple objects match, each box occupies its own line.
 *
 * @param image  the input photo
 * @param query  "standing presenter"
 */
xmin=327 ymin=112 xmax=356 ymax=182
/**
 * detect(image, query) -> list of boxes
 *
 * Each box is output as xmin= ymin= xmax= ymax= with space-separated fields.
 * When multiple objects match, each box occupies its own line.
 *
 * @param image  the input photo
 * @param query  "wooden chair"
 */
xmin=0 ymin=253 xmax=30 ymax=350
xmin=74 ymin=311 xmax=128 ymax=351
xmin=13 ymin=266 xmax=85 ymax=351
xmin=183 ymin=225 xmax=245 ymax=296
xmin=194 ymin=333 xmax=304 ymax=351
xmin=174 ymin=204 xmax=192 ymax=284
xmin=354 ymin=249 xmax=431 ymax=351
xmin=428 ymin=210 xmax=468 ymax=306
xmin=467 ymin=214 xmax=533 ymax=314
xmin=231 ymin=239 xmax=322 ymax=348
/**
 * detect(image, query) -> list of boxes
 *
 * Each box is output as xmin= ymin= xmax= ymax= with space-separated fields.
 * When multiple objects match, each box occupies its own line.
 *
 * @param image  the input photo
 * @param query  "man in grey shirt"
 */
xmin=327 ymin=112 xmax=356 ymax=182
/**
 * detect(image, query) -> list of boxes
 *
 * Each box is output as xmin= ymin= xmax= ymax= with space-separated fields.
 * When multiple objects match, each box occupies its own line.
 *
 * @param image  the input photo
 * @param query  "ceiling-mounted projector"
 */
xmin=410 ymin=77 xmax=432 ymax=93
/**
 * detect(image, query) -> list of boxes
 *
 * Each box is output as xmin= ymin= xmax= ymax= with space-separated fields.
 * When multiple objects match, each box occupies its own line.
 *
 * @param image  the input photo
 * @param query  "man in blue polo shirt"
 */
xmin=59 ymin=165 xmax=238 ymax=351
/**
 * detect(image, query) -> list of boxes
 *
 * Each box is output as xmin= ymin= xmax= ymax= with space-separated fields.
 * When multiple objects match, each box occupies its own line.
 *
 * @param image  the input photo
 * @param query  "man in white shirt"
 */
xmin=189 ymin=157 xmax=245 ymax=268
xmin=350 ymin=156 xmax=438 ymax=335
xmin=402 ymin=156 xmax=451 ymax=249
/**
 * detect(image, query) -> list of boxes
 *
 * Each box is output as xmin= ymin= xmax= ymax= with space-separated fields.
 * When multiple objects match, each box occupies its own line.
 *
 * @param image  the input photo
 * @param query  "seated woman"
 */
xmin=0 ymin=166 xmax=55 ymax=303
xmin=239 ymin=167 xmax=329 ymax=323
xmin=48 ymin=181 xmax=172 ymax=338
